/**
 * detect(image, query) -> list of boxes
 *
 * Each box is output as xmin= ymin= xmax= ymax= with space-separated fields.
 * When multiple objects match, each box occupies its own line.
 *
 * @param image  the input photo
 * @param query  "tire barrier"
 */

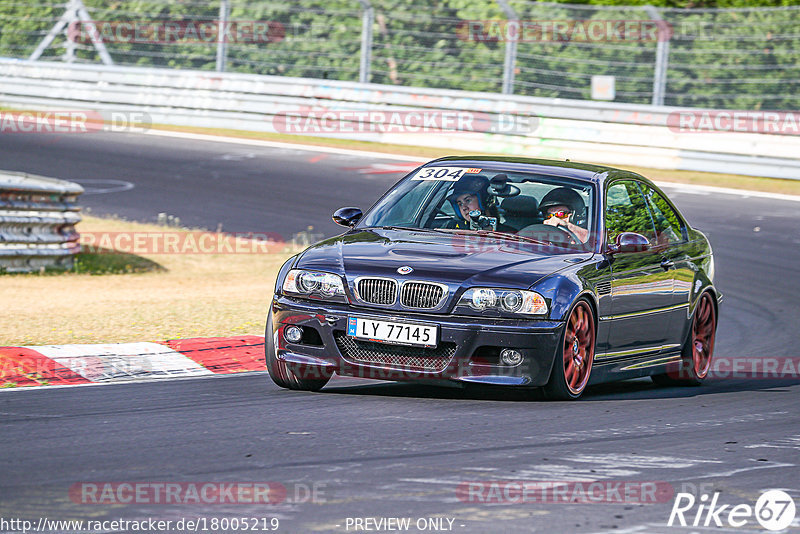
xmin=0 ymin=170 xmax=83 ymax=273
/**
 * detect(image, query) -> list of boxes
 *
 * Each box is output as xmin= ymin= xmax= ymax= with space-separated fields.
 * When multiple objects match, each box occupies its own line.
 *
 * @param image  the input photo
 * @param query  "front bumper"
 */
xmin=270 ymin=296 xmax=564 ymax=387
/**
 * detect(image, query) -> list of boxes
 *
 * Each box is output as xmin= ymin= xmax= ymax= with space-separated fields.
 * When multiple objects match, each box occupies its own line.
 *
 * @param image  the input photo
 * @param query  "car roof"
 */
xmin=426 ymin=156 xmax=651 ymax=187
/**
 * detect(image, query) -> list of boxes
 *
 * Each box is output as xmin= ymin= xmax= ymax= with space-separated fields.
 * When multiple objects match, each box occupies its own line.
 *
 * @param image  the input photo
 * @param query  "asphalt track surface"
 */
xmin=1 ymin=131 xmax=799 ymax=533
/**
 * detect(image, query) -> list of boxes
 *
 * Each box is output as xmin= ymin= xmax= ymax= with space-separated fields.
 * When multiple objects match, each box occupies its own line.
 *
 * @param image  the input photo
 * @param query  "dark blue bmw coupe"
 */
xmin=266 ymin=156 xmax=720 ymax=399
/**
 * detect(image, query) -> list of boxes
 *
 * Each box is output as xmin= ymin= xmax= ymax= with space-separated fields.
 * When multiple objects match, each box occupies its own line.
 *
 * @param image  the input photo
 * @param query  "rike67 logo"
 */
xmin=668 ymin=489 xmax=796 ymax=531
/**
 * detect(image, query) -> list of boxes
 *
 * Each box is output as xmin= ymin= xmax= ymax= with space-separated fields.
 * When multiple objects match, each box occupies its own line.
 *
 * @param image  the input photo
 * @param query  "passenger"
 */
xmin=539 ymin=187 xmax=590 ymax=243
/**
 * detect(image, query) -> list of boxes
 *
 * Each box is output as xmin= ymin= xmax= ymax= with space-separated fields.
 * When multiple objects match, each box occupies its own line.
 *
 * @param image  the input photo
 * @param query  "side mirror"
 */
xmin=332 ymin=207 xmax=362 ymax=228
xmin=608 ymin=232 xmax=650 ymax=254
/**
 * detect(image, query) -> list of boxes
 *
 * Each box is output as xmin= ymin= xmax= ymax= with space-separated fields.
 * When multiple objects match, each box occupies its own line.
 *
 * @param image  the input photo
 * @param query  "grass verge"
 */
xmin=73 ymin=249 xmax=165 ymax=274
xmin=0 ymin=215 xmax=293 ymax=346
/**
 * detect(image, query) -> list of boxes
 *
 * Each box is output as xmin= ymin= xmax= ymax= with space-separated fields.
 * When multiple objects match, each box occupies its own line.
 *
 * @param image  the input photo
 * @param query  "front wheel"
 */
xmin=652 ymin=291 xmax=716 ymax=386
xmin=543 ymin=299 xmax=596 ymax=400
xmin=265 ymin=310 xmax=330 ymax=391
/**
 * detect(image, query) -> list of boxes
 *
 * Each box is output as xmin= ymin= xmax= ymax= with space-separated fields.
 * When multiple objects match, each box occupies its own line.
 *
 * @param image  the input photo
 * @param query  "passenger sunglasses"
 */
xmin=547 ymin=210 xmax=571 ymax=219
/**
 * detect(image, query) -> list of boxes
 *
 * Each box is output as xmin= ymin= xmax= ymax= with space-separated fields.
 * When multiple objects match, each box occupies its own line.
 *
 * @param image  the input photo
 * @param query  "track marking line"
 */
xmin=690 ymin=461 xmax=795 ymax=479
xmin=657 ymin=182 xmax=800 ymax=202
xmin=141 ymin=129 xmax=800 ymax=202
xmin=0 ymin=370 xmax=264 ymax=393
xmin=142 ymin=129 xmax=424 ymax=162
xmin=308 ymin=154 xmax=329 ymax=163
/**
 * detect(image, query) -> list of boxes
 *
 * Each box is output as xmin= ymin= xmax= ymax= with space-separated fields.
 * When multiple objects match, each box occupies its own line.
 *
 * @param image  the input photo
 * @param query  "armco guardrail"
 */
xmin=1 ymin=58 xmax=799 ymax=180
xmin=0 ymin=171 xmax=83 ymax=273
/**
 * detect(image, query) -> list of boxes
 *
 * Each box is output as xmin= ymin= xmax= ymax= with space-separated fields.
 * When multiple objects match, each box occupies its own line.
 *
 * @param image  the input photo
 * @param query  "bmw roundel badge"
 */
xmin=397 ymin=266 xmax=413 ymax=275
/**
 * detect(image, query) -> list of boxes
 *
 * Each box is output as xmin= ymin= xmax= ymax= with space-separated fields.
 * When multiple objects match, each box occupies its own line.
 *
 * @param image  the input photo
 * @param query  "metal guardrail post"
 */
xmin=64 ymin=0 xmax=78 ymax=64
xmin=496 ymin=0 xmax=518 ymax=95
xmin=29 ymin=0 xmax=78 ymax=62
xmin=644 ymin=5 xmax=669 ymax=107
xmin=74 ymin=1 xmax=114 ymax=65
xmin=216 ymin=0 xmax=230 ymax=73
xmin=0 ymin=172 xmax=84 ymax=273
xmin=29 ymin=0 xmax=113 ymax=65
xmin=358 ymin=0 xmax=374 ymax=84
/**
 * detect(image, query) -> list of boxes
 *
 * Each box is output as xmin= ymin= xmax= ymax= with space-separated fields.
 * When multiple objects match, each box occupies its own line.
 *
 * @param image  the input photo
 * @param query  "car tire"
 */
xmin=543 ymin=298 xmax=596 ymax=400
xmin=652 ymin=291 xmax=716 ymax=387
xmin=265 ymin=310 xmax=330 ymax=392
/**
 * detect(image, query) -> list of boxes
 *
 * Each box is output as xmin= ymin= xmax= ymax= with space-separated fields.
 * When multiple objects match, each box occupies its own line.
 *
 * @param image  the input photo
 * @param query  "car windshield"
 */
xmin=357 ymin=166 xmax=596 ymax=250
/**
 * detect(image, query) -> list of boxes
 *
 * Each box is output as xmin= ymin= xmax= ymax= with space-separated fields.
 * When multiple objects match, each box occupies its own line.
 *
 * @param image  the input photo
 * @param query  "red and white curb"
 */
xmin=0 ymin=336 xmax=265 ymax=389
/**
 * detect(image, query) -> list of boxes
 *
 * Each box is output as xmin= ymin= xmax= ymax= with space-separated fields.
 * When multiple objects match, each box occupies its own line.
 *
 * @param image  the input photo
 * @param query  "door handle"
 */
xmin=660 ymin=259 xmax=674 ymax=271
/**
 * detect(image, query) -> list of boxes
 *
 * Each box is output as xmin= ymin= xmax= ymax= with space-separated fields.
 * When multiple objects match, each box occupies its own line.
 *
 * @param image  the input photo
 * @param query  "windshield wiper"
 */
xmin=433 ymin=228 xmax=548 ymax=246
xmin=476 ymin=230 xmax=550 ymax=245
xmin=379 ymin=225 xmax=420 ymax=231
xmin=373 ymin=226 xmax=551 ymax=247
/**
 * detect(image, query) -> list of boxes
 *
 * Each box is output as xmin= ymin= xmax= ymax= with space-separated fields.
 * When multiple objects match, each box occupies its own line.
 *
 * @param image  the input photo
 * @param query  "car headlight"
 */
xmin=455 ymin=288 xmax=548 ymax=317
xmin=282 ymin=269 xmax=348 ymax=302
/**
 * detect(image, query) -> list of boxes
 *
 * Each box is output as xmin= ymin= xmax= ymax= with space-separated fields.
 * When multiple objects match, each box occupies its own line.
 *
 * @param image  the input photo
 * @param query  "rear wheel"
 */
xmin=543 ymin=299 xmax=596 ymax=400
xmin=652 ymin=291 xmax=716 ymax=386
xmin=265 ymin=311 xmax=330 ymax=391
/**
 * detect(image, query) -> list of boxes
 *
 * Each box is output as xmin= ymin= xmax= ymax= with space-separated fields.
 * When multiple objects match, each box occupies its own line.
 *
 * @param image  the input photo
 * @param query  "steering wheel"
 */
xmin=517 ymin=223 xmax=580 ymax=245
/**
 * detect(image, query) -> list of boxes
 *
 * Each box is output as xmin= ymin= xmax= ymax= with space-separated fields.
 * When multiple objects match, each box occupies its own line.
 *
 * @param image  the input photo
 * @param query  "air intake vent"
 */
xmin=400 ymin=282 xmax=446 ymax=309
xmin=334 ymin=333 xmax=456 ymax=372
xmin=596 ymin=280 xmax=612 ymax=296
xmin=356 ymin=278 xmax=397 ymax=305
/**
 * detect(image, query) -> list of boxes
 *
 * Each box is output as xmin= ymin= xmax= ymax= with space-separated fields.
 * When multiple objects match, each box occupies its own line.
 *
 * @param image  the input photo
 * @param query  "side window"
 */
xmin=438 ymin=196 xmax=456 ymax=218
xmin=640 ymin=184 xmax=686 ymax=245
xmin=421 ymin=187 xmax=456 ymax=228
xmin=377 ymin=182 xmax=435 ymax=226
xmin=605 ymin=181 xmax=656 ymax=245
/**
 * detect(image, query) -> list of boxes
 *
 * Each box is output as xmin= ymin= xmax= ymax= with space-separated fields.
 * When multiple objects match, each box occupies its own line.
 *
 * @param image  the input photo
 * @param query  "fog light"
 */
xmin=500 ymin=349 xmax=523 ymax=366
xmin=284 ymin=326 xmax=303 ymax=343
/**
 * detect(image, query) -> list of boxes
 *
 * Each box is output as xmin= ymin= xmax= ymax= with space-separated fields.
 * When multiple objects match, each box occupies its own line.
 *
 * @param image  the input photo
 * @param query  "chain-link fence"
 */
xmin=1 ymin=0 xmax=798 ymax=110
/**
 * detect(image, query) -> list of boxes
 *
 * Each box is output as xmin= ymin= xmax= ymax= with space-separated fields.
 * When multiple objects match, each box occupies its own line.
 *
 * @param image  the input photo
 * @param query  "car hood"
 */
xmin=295 ymin=228 xmax=593 ymax=290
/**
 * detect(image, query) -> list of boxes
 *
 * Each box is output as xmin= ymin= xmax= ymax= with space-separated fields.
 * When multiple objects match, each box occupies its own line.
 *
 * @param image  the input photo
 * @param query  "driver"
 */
xmin=539 ymin=187 xmax=590 ymax=243
xmin=446 ymin=175 xmax=513 ymax=232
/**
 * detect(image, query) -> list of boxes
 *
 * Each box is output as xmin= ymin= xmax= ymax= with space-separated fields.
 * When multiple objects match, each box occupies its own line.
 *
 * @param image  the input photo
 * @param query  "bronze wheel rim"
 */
xmin=692 ymin=293 xmax=716 ymax=379
xmin=564 ymin=301 xmax=595 ymax=395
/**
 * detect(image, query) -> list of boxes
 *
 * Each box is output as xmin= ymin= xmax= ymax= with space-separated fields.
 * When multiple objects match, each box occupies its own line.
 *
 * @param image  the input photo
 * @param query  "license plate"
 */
xmin=347 ymin=317 xmax=438 ymax=348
